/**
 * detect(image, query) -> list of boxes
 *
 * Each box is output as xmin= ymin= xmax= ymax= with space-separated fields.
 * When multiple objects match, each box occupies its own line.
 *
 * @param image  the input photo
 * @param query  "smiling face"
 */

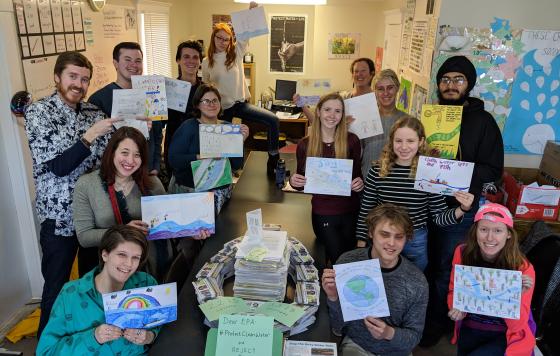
xmin=55 ymin=64 xmax=91 ymax=108
xmin=437 ymin=71 xmax=469 ymax=105
xmin=318 ymin=99 xmax=344 ymax=131
xmin=198 ymin=91 xmax=221 ymax=120
xmin=375 ymin=77 xmax=398 ymax=111
xmin=101 ymin=241 xmax=142 ymax=285
xmin=352 ymin=60 xmax=374 ymax=89
xmin=177 ymin=47 xmax=201 ymax=77
xmin=476 ymin=219 xmax=511 ymax=262
xmin=370 ymin=219 xmax=406 ymax=268
xmin=113 ymin=138 xmax=141 ymax=179
xmin=393 ymin=127 xmax=423 ymax=166
xmin=213 ymin=30 xmax=231 ymax=53
xmin=114 ymin=48 xmax=143 ymax=83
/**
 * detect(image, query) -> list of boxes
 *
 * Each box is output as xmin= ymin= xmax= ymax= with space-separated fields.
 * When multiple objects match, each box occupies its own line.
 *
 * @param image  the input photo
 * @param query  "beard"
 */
xmin=57 ymin=83 xmax=85 ymax=105
xmin=437 ymin=88 xmax=469 ymax=106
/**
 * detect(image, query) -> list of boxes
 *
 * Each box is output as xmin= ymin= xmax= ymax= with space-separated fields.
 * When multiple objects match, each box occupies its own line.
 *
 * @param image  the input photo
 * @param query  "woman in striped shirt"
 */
xmin=355 ymin=117 xmax=474 ymax=271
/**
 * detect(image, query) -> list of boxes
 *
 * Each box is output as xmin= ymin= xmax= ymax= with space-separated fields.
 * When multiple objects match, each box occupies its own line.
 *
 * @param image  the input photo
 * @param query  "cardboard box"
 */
xmin=538 ymin=141 xmax=560 ymax=187
xmin=502 ymin=170 xmax=560 ymax=221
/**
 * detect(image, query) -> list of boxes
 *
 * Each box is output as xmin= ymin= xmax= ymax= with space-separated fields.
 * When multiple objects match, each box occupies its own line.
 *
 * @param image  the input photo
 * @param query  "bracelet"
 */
xmin=459 ymin=205 xmax=470 ymax=213
xmin=80 ymin=136 xmax=91 ymax=148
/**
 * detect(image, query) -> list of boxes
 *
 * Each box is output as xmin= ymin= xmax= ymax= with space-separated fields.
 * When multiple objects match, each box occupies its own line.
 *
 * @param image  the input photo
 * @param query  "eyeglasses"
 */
xmin=215 ymin=35 xmax=231 ymax=43
xmin=200 ymin=98 xmax=220 ymax=106
xmin=440 ymin=76 xmax=467 ymax=86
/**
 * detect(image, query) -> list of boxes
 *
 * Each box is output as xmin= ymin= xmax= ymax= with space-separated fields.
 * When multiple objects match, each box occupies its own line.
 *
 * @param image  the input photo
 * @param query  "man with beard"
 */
xmin=24 ymin=51 xmax=118 ymax=339
xmin=421 ymin=55 xmax=504 ymax=346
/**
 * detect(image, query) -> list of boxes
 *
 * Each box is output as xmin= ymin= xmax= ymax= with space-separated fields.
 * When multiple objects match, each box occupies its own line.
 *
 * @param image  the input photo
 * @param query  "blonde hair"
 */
xmin=207 ymin=23 xmax=236 ymax=69
xmin=306 ymin=93 xmax=348 ymax=159
xmin=373 ymin=69 xmax=400 ymax=89
xmin=379 ymin=116 xmax=427 ymax=178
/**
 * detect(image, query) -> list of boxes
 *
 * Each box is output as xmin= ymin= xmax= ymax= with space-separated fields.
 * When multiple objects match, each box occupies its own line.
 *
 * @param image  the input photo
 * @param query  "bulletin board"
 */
xmin=13 ymin=0 xmax=138 ymax=100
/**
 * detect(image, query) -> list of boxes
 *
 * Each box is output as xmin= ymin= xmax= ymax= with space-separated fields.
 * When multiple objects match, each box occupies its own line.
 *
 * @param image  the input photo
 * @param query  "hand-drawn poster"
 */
xmin=111 ymin=89 xmax=149 ymax=138
xmin=131 ymin=75 xmax=168 ymax=121
xmin=409 ymin=20 xmax=428 ymax=73
xmin=295 ymin=78 xmax=331 ymax=107
xmin=396 ymin=77 xmax=412 ymax=113
xmin=231 ymin=6 xmax=268 ymax=41
xmin=103 ymin=283 xmax=177 ymax=329
xmin=141 ymin=193 xmax=215 ymax=240
xmin=420 ymin=104 xmax=463 ymax=158
xmin=334 ymin=259 xmax=390 ymax=322
xmin=199 ymin=124 xmax=244 ymax=158
xmin=453 ymin=265 xmax=522 ymax=319
xmin=410 ymin=84 xmax=428 ymax=119
xmin=165 ymin=77 xmax=191 ymax=112
xmin=414 ymin=156 xmax=474 ymax=196
xmin=304 ymin=157 xmax=353 ymax=196
xmin=269 ymin=15 xmax=306 ymax=73
xmin=191 ymin=158 xmax=233 ymax=192
xmin=328 ymin=33 xmax=360 ymax=60
xmin=345 ymin=93 xmax=383 ymax=140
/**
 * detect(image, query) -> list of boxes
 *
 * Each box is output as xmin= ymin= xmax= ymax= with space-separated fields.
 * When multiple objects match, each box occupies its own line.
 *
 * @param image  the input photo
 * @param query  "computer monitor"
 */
xmin=275 ymin=80 xmax=297 ymax=101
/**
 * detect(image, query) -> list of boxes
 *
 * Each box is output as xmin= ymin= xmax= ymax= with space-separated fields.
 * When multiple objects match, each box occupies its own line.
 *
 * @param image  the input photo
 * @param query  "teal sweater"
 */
xmin=37 ymin=268 xmax=159 ymax=356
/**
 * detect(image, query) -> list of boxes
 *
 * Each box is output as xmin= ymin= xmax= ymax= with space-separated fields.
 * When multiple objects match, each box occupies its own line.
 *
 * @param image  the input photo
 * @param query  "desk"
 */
xmin=243 ymin=115 xmax=308 ymax=151
xmin=150 ymin=153 xmax=334 ymax=355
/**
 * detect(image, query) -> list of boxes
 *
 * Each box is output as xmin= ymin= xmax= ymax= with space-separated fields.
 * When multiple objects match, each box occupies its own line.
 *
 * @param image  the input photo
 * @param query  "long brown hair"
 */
xmin=100 ymin=127 xmax=151 ymax=194
xmin=379 ymin=116 xmax=426 ymax=178
xmin=306 ymin=93 xmax=348 ymax=159
xmin=461 ymin=218 xmax=527 ymax=270
xmin=207 ymin=23 xmax=236 ymax=69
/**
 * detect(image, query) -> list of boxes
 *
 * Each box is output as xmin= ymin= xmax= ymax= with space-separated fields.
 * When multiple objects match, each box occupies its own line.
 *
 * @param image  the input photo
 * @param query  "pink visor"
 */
xmin=474 ymin=203 xmax=514 ymax=228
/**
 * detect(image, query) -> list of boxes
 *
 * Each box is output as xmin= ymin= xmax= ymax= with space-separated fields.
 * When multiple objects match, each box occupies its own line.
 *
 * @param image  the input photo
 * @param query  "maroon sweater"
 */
xmin=295 ymin=133 xmax=362 ymax=215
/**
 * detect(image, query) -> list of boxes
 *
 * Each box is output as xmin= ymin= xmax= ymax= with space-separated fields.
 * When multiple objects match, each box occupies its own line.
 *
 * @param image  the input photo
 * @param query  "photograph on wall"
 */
xmin=269 ymin=15 xmax=306 ymax=73
xmin=328 ymin=33 xmax=360 ymax=59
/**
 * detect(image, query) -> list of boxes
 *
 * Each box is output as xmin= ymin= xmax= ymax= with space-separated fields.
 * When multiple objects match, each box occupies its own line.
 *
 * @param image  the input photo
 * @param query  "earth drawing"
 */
xmin=342 ymin=275 xmax=379 ymax=308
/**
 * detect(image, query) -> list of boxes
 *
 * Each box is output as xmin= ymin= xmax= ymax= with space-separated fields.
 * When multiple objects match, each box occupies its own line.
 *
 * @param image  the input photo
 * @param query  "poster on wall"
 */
xmin=410 ymin=84 xmax=428 ymax=119
xmin=328 ymin=33 xmax=360 ymax=60
xmin=374 ymin=47 xmax=383 ymax=74
xmin=396 ymin=77 xmax=412 ymax=113
xmin=269 ymin=15 xmax=306 ymax=73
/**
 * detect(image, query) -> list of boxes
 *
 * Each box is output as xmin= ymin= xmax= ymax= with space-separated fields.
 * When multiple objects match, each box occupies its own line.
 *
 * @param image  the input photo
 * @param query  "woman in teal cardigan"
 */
xmin=36 ymin=225 xmax=160 ymax=355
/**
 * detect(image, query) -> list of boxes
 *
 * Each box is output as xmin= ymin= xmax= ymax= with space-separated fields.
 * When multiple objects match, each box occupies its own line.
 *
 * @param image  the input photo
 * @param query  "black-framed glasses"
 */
xmin=200 ymin=98 xmax=220 ymax=106
xmin=440 ymin=76 xmax=467 ymax=86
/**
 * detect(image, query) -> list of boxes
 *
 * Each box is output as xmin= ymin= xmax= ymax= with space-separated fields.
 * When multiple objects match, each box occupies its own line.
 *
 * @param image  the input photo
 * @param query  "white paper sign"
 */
xmin=283 ymin=340 xmax=338 ymax=356
xmin=199 ymin=124 xmax=244 ymax=158
xmin=230 ymin=6 xmax=269 ymax=41
xmin=246 ymin=208 xmax=263 ymax=240
xmin=304 ymin=157 xmax=353 ymax=196
xmin=165 ymin=77 xmax=191 ymax=112
xmin=453 ymin=265 xmax=522 ymax=319
xmin=334 ymin=259 xmax=390 ymax=322
xmin=111 ymin=89 xmax=149 ymax=138
xmin=414 ymin=156 xmax=474 ymax=196
xmin=345 ymin=93 xmax=383 ymax=139
xmin=131 ymin=75 xmax=168 ymax=120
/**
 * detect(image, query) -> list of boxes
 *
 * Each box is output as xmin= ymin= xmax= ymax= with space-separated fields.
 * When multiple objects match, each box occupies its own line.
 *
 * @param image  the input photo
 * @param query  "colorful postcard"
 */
xmin=453 ymin=265 xmax=522 ymax=319
xmin=141 ymin=193 xmax=215 ymax=240
xmin=131 ymin=75 xmax=168 ymax=121
xmin=165 ymin=77 xmax=191 ymax=112
xmin=414 ymin=156 xmax=474 ymax=196
xmin=102 ymin=282 xmax=177 ymax=329
xmin=304 ymin=157 xmax=353 ymax=196
xmin=111 ymin=89 xmax=149 ymax=138
xmin=295 ymin=78 xmax=332 ymax=107
xmin=345 ymin=93 xmax=383 ymax=140
xmin=199 ymin=124 xmax=244 ymax=158
xmin=334 ymin=259 xmax=390 ymax=322
xmin=191 ymin=158 xmax=233 ymax=192
xmin=420 ymin=104 xmax=463 ymax=159
xmin=396 ymin=76 xmax=412 ymax=113
xmin=231 ymin=6 xmax=268 ymax=41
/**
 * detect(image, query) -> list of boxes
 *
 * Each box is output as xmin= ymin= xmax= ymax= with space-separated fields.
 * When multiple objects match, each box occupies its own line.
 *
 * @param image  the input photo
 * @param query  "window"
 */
xmin=138 ymin=1 xmax=171 ymax=76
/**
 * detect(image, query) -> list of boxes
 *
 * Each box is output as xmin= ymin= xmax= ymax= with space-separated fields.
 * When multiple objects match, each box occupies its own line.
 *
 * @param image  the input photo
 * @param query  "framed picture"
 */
xmin=269 ymin=15 xmax=306 ymax=73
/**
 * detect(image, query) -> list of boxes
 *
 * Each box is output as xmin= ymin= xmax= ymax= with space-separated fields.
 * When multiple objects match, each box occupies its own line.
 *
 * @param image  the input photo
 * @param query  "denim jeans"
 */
xmin=457 ymin=326 xmax=506 ymax=356
xmin=38 ymin=219 xmax=79 ymax=340
xmin=402 ymin=227 xmax=428 ymax=271
xmin=222 ymin=101 xmax=280 ymax=153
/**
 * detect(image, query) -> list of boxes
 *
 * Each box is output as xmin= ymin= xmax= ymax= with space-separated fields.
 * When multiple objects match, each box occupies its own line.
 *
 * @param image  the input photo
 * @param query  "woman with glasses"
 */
xmin=201 ymin=2 xmax=281 ymax=177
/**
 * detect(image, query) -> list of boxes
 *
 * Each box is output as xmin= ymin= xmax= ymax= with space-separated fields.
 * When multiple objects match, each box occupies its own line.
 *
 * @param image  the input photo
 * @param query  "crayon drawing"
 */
xmin=414 ymin=156 xmax=474 ymax=196
xmin=304 ymin=157 xmax=353 ymax=196
xmin=191 ymin=158 xmax=233 ymax=192
xmin=131 ymin=75 xmax=168 ymax=121
xmin=199 ymin=124 xmax=243 ymax=158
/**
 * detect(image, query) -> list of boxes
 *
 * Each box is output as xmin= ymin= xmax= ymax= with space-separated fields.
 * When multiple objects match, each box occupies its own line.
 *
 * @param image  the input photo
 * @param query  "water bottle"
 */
xmin=275 ymin=159 xmax=286 ymax=189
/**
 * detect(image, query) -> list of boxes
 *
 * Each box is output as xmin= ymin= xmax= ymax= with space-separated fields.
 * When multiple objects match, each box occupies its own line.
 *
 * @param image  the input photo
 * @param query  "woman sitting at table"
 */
xmin=36 ymin=225 xmax=160 ymax=355
xmin=73 ymin=127 xmax=168 ymax=279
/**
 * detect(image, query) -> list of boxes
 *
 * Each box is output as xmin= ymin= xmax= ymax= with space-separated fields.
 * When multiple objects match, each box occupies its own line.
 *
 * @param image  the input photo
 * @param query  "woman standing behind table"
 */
xmin=201 ymin=2 xmax=280 ymax=177
xmin=73 ymin=127 xmax=168 ymax=279
xmin=448 ymin=203 xmax=535 ymax=355
xmin=36 ymin=225 xmax=160 ymax=355
xmin=289 ymin=93 xmax=364 ymax=265
xmin=164 ymin=40 xmax=205 ymax=176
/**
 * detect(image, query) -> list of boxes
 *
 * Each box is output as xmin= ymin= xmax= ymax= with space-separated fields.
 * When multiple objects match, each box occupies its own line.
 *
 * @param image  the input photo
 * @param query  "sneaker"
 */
xmin=267 ymin=153 xmax=279 ymax=178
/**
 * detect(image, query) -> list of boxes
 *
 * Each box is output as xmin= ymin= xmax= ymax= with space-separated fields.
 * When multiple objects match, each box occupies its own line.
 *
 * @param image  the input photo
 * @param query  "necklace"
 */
xmin=114 ymin=178 xmax=134 ymax=194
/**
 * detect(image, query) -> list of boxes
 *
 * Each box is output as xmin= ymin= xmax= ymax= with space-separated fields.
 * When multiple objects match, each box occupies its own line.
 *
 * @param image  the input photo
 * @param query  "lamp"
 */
xmin=234 ymin=0 xmax=326 ymax=4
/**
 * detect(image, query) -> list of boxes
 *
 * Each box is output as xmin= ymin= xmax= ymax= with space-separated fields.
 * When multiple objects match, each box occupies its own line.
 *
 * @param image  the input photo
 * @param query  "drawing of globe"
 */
xmin=342 ymin=275 xmax=379 ymax=308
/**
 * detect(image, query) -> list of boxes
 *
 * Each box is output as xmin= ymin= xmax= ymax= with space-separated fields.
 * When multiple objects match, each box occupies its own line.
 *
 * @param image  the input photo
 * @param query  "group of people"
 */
xmin=23 ymin=2 xmax=535 ymax=354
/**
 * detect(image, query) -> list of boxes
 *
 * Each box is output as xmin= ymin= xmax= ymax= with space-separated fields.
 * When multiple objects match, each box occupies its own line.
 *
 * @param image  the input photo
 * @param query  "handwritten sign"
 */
xmin=304 ymin=157 xmax=353 ymax=196
xmin=216 ymin=315 xmax=274 ymax=356
xmin=230 ymin=6 xmax=269 ymax=41
xmin=111 ymin=89 xmax=149 ymax=138
xmin=165 ymin=78 xmax=191 ymax=112
xmin=345 ymin=93 xmax=383 ymax=139
xmin=420 ymin=104 xmax=463 ymax=159
xmin=414 ymin=156 xmax=474 ymax=196
xmin=254 ymin=302 xmax=306 ymax=327
xmin=131 ymin=75 xmax=168 ymax=120
xmin=246 ymin=208 xmax=263 ymax=240
xmin=199 ymin=124 xmax=244 ymax=158
xmin=199 ymin=297 xmax=250 ymax=322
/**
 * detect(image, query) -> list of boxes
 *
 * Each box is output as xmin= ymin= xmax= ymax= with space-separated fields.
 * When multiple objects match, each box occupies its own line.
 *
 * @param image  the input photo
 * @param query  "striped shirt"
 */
xmin=356 ymin=164 xmax=459 ymax=242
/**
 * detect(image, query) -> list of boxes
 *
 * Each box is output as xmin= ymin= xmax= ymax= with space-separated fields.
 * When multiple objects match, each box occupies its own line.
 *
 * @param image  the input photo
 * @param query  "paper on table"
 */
xmin=165 ymin=77 xmax=191 ymax=112
xmin=453 ymin=265 xmax=522 ymax=319
xmin=295 ymin=78 xmax=332 ymax=107
xmin=520 ymin=182 xmax=560 ymax=206
xmin=131 ymin=75 xmax=168 ymax=120
xmin=199 ymin=124 xmax=244 ymax=158
xmin=304 ymin=157 xmax=353 ymax=196
xmin=334 ymin=259 xmax=390 ymax=322
xmin=236 ymin=230 xmax=288 ymax=261
xmin=102 ymin=282 xmax=177 ymax=329
xmin=216 ymin=314 xmax=274 ymax=356
xmin=230 ymin=6 xmax=269 ymax=41
xmin=199 ymin=297 xmax=250 ymax=322
xmin=111 ymin=89 xmax=149 ymax=138
xmin=414 ymin=156 xmax=474 ymax=196
xmin=345 ymin=92 xmax=383 ymax=139
xmin=246 ymin=208 xmax=263 ymax=240
xmin=283 ymin=340 xmax=338 ymax=356
xmin=254 ymin=302 xmax=306 ymax=327
xmin=420 ymin=104 xmax=463 ymax=159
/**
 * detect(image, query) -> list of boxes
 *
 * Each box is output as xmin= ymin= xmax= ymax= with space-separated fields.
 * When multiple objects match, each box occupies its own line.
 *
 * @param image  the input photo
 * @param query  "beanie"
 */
xmin=436 ymin=56 xmax=477 ymax=92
